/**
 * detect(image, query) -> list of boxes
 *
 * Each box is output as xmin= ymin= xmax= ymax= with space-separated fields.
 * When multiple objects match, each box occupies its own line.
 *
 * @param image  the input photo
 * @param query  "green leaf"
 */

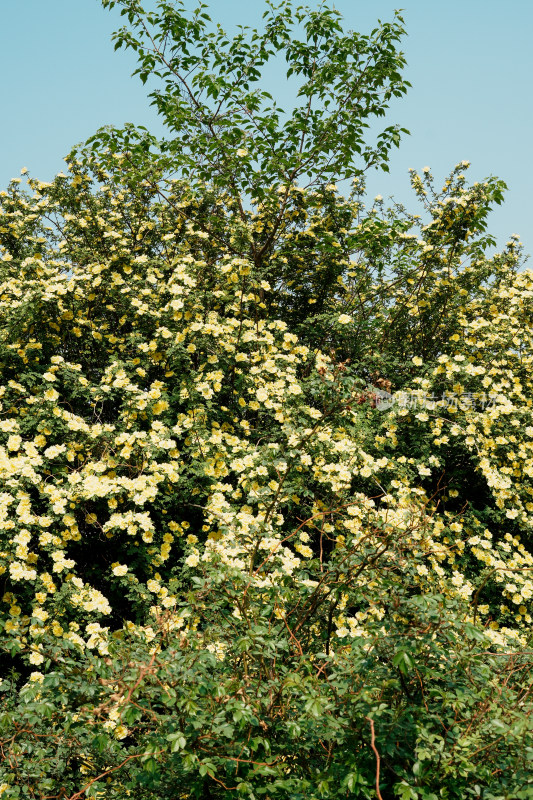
xmin=393 ymin=650 xmax=415 ymax=675
xmin=167 ymin=732 xmax=187 ymax=752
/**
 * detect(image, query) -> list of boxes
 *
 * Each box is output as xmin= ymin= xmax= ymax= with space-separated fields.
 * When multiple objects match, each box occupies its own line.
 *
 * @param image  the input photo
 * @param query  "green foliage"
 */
xmin=1 ymin=577 xmax=532 ymax=798
xmin=0 ymin=2 xmax=532 ymax=798
xmin=99 ymin=0 xmax=409 ymax=194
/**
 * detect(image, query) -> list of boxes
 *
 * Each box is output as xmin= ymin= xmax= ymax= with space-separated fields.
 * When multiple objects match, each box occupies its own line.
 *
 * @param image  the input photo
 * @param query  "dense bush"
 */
xmin=0 ymin=2 xmax=532 ymax=798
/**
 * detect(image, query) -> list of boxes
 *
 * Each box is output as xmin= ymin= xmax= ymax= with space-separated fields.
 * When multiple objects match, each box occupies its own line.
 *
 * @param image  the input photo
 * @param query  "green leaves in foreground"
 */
xmin=1 ymin=585 xmax=532 ymax=798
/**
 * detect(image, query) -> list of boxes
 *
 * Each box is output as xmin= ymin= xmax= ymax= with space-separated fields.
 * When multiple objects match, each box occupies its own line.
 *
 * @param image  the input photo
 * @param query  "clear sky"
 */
xmin=1 ymin=0 xmax=531 ymax=257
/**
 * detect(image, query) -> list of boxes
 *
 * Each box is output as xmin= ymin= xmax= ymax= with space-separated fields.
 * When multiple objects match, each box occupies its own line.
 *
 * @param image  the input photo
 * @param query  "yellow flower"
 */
xmin=6 ymin=434 xmax=22 ymax=451
xmin=152 ymin=400 xmax=169 ymax=415
xmin=115 ymin=725 xmax=129 ymax=740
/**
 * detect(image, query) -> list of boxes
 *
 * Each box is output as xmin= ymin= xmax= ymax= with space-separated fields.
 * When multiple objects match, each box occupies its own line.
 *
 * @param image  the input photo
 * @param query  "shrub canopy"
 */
xmin=0 ymin=2 xmax=532 ymax=798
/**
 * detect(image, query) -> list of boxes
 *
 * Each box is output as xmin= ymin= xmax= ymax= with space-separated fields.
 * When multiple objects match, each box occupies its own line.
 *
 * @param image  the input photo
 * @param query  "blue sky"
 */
xmin=1 ymin=0 xmax=531 ymax=256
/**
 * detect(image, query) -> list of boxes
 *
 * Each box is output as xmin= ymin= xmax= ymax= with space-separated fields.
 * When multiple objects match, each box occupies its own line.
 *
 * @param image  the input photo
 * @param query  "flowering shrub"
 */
xmin=0 ymin=2 xmax=532 ymax=798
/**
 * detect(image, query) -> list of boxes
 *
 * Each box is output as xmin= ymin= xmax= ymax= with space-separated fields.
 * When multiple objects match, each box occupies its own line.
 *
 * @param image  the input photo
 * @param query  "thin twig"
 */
xmin=366 ymin=717 xmax=384 ymax=800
